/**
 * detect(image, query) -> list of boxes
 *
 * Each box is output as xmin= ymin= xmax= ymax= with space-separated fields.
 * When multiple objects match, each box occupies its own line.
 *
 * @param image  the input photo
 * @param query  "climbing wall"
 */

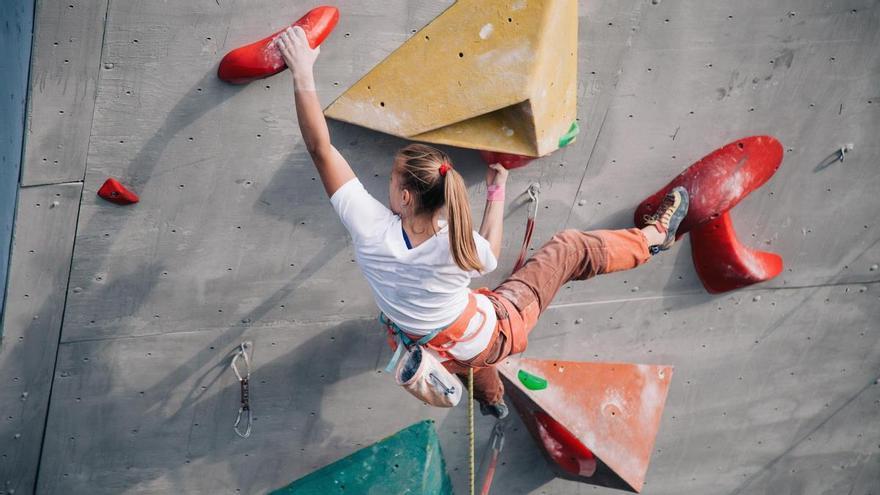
xmin=2 ymin=0 xmax=879 ymax=494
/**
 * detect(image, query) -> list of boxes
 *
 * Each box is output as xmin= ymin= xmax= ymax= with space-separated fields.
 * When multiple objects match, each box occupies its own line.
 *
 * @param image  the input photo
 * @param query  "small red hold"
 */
xmin=479 ymin=150 xmax=535 ymax=170
xmin=690 ymin=211 xmax=783 ymax=293
xmin=97 ymin=178 xmax=139 ymax=205
xmin=217 ymin=6 xmax=340 ymax=84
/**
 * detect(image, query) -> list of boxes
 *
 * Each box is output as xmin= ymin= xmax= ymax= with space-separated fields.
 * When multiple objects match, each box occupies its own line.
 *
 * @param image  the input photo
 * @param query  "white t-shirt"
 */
xmin=330 ymin=178 xmax=498 ymax=361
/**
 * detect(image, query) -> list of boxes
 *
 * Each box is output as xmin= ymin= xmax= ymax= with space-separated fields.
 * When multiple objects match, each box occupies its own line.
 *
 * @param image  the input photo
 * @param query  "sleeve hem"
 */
xmin=329 ymin=177 xmax=361 ymax=208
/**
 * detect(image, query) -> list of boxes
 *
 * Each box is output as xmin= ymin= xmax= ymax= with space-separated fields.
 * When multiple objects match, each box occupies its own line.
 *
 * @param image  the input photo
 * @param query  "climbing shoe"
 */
xmin=479 ymin=400 xmax=509 ymax=420
xmin=643 ymin=186 xmax=689 ymax=254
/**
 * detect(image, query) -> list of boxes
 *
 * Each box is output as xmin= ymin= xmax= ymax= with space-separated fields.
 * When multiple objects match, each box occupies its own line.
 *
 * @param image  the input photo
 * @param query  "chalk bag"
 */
xmin=394 ymin=345 xmax=463 ymax=407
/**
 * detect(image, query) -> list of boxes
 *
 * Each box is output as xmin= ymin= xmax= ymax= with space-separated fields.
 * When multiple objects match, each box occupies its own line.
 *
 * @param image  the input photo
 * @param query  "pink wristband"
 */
xmin=487 ymin=184 xmax=505 ymax=202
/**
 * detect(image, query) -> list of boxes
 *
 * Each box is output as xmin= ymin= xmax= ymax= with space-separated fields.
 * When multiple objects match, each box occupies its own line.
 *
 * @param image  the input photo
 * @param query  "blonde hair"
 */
xmin=396 ymin=143 xmax=483 ymax=272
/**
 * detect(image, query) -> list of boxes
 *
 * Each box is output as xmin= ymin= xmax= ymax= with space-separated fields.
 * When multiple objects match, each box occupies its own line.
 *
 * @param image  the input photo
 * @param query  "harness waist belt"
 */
xmin=380 ymin=292 xmax=488 ymax=371
xmin=414 ymin=292 xmax=479 ymax=351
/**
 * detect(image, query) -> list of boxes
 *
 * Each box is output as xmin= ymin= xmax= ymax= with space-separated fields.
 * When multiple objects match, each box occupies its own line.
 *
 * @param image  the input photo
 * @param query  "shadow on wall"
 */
xmin=68 ymin=316 xmax=561 ymax=494
xmin=34 ymin=70 xmax=351 ymax=490
xmin=44 ymin=318 xmax=380 ymax=493
xmin=65 ymin=71 xmax=247 ymax=327
xmin=21 ymin=71 xmax=237 ymax=491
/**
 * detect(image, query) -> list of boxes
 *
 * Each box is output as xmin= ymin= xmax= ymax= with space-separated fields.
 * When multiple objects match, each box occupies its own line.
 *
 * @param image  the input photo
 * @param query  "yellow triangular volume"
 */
xmin=324 ymin=0 xmax=578 ymax=157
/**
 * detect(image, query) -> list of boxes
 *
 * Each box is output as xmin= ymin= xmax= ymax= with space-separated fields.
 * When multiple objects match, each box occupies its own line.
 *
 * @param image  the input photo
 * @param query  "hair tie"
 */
xmin=439 ymin=162 xmax=451 ymax=177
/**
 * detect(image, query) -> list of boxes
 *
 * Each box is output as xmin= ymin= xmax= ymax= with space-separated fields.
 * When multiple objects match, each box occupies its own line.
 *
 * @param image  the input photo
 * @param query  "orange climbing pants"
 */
xmin=443 ymin=228 xmax=652 ymax=405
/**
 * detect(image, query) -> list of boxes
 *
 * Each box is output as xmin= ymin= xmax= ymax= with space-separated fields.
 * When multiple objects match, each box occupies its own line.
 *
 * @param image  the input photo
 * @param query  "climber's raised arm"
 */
xmin=479 ymin=163 xmax=508 ymax=259
xmin=277 ymin=26 xmax=354 ymax=197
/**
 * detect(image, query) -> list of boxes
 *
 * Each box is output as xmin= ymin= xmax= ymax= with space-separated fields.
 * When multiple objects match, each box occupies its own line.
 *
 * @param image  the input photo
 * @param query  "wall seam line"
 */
xmin=33 ymin=0 xmax=113 ymax=489
xmin=57 ymin=315 xmax=381 ymax=346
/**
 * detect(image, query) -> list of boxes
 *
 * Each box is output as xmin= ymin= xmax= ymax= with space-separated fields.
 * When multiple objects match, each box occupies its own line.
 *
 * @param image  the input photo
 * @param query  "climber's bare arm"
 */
xmin=479 ymin=163 xmax=509 ymax=259
xmin=277 ymin=26 xmax=355 ymax=197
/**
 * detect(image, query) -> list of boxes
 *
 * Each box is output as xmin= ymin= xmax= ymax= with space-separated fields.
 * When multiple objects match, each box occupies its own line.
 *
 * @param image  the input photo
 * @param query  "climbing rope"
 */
xmin=468 ymin=368 xmax=475 ymax=495
xmin=231 ymin=341 xmax=253 ymax=438
xmin=513 ymin=183 xmax=541 ymax=272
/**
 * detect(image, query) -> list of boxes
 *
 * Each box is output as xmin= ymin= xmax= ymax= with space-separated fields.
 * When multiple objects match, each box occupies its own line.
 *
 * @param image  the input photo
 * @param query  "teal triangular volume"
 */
xmin=269 ymin=420 xmax=454 ymax=495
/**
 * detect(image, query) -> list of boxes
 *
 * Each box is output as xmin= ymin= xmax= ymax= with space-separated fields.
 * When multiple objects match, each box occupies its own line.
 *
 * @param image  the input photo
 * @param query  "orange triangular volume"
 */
xmin=324 ymin=0 xmax=578 ymax=157
xmin=498 ymin=358 xmax=673 ymax=492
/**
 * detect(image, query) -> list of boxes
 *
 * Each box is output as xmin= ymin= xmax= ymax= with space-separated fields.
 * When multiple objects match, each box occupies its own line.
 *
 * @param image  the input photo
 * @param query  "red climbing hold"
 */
xmin=634 ymin=135 xmax=785 ymax=293
xmin=498 ymin=358 xmax=673 ymax=492
xmin=634 ymin=136 xmax=784 ymax=236
xmin=690 ymin=211 xmax=784 ymax=293
xmin=534 ymin=412 xmax=597 ymax=478
xmin=479 ymin=150 xmax=534 ymax=170
xmin=217 ymin=6 xmax=340 ymax=84
xmin=97 ymin=178 xmax=139 ymax=205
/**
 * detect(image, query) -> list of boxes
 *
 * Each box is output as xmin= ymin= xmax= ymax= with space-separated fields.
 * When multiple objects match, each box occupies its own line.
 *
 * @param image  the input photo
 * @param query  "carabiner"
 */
xmin=526 ymin=183 xmax=541 ymax=221
xmin=231 ymin=341 xmax=252 ymax=382
xmin=429 ymin=372 xmax=457 ymax=397
xmin=234 ymin=403 xmax=252 ymax=438
xmin=490 ymin=420 xmax=505 ymax=452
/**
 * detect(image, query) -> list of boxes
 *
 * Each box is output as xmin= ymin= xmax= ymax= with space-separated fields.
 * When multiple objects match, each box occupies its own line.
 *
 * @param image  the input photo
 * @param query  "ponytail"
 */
xmin=444 ymin=169 xmax=484 ymax=272
xmin=396 ymin=143 xmax=484 ymax=273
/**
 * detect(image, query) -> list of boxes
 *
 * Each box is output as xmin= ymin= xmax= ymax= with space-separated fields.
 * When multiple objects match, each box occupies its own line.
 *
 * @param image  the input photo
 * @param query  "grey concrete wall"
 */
xmin=0 ymin=183 xmax=82 ymax=495
xmin=0 ymin=0 xmax=34 ymax=328
xmin=19 ymin=0 xmax=108 ymax=186
xmin=7 ymin=0 xmax=880 ymax=494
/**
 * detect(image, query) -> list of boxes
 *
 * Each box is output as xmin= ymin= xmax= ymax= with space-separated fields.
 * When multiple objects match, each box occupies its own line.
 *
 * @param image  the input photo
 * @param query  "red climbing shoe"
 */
xmin=479 ymin=150 xmax=534 ymax=170
xmin=634 ymin=136 xmax=783 ymax=236
xmin=690 ymin=211 xmax=783 ymax=293
xmin=217 ymin=6 xmax=340 ymax=84
xmin=642 ymin=186 xmax=689 ymax=253
xmin=97 ymin=178 xmax=139 ymax=205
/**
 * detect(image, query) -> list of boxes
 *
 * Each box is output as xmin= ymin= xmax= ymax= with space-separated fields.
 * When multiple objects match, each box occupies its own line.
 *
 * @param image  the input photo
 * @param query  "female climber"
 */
xmin=276 ymin=26 xmax=688 ymax=418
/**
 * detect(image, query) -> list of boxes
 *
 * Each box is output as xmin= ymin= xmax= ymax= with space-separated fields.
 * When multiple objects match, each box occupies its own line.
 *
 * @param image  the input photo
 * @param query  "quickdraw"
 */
xmin=513 ymin=183 xmax=541 ymax=272
xmin=231 ymin=341 xmax=253 ymax=438
xmin=480 ymin=421 xmax=506 ymax=495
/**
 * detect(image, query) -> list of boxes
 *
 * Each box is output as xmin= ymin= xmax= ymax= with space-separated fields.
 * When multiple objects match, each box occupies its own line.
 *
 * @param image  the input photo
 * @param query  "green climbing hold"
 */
xmin=518 ymin=369 xmax=548 ymax=390
xmin=269 ymin=420 xmax=453 ymax=495
xmin=558 ymin=120 xmax=580 ymax=148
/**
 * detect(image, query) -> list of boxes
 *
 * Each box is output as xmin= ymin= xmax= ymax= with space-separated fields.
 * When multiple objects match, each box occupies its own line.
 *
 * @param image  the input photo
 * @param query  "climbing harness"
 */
xmin=231 ymin=341 xmax=253 ymax=438
xmin=513 ymin=183 xmax=541 ymax=272
xmin=468 ymin=368 xmax=475 ymax=495
xmin=380 ymin=292 xmax=485 ymax=372
xmin=380 ymin=293 xmax=490 ymax=407
xmin=479 ymin=421 xmax=506 ymax=495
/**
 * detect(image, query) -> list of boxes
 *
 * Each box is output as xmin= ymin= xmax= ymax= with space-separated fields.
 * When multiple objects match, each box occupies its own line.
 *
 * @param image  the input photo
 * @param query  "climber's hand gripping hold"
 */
xmin=276 ymin=26 xmax=319 ymax=91
xmin=276 ymin=26 xmax=354 ymax=197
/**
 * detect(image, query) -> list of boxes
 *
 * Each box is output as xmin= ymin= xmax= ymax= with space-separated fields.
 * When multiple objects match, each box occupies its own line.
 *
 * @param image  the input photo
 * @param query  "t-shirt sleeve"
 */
xmin=330 ymin=178 xmax=395 ymax=244
xmin=471 ymin=231 xmax=498 ymax=277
